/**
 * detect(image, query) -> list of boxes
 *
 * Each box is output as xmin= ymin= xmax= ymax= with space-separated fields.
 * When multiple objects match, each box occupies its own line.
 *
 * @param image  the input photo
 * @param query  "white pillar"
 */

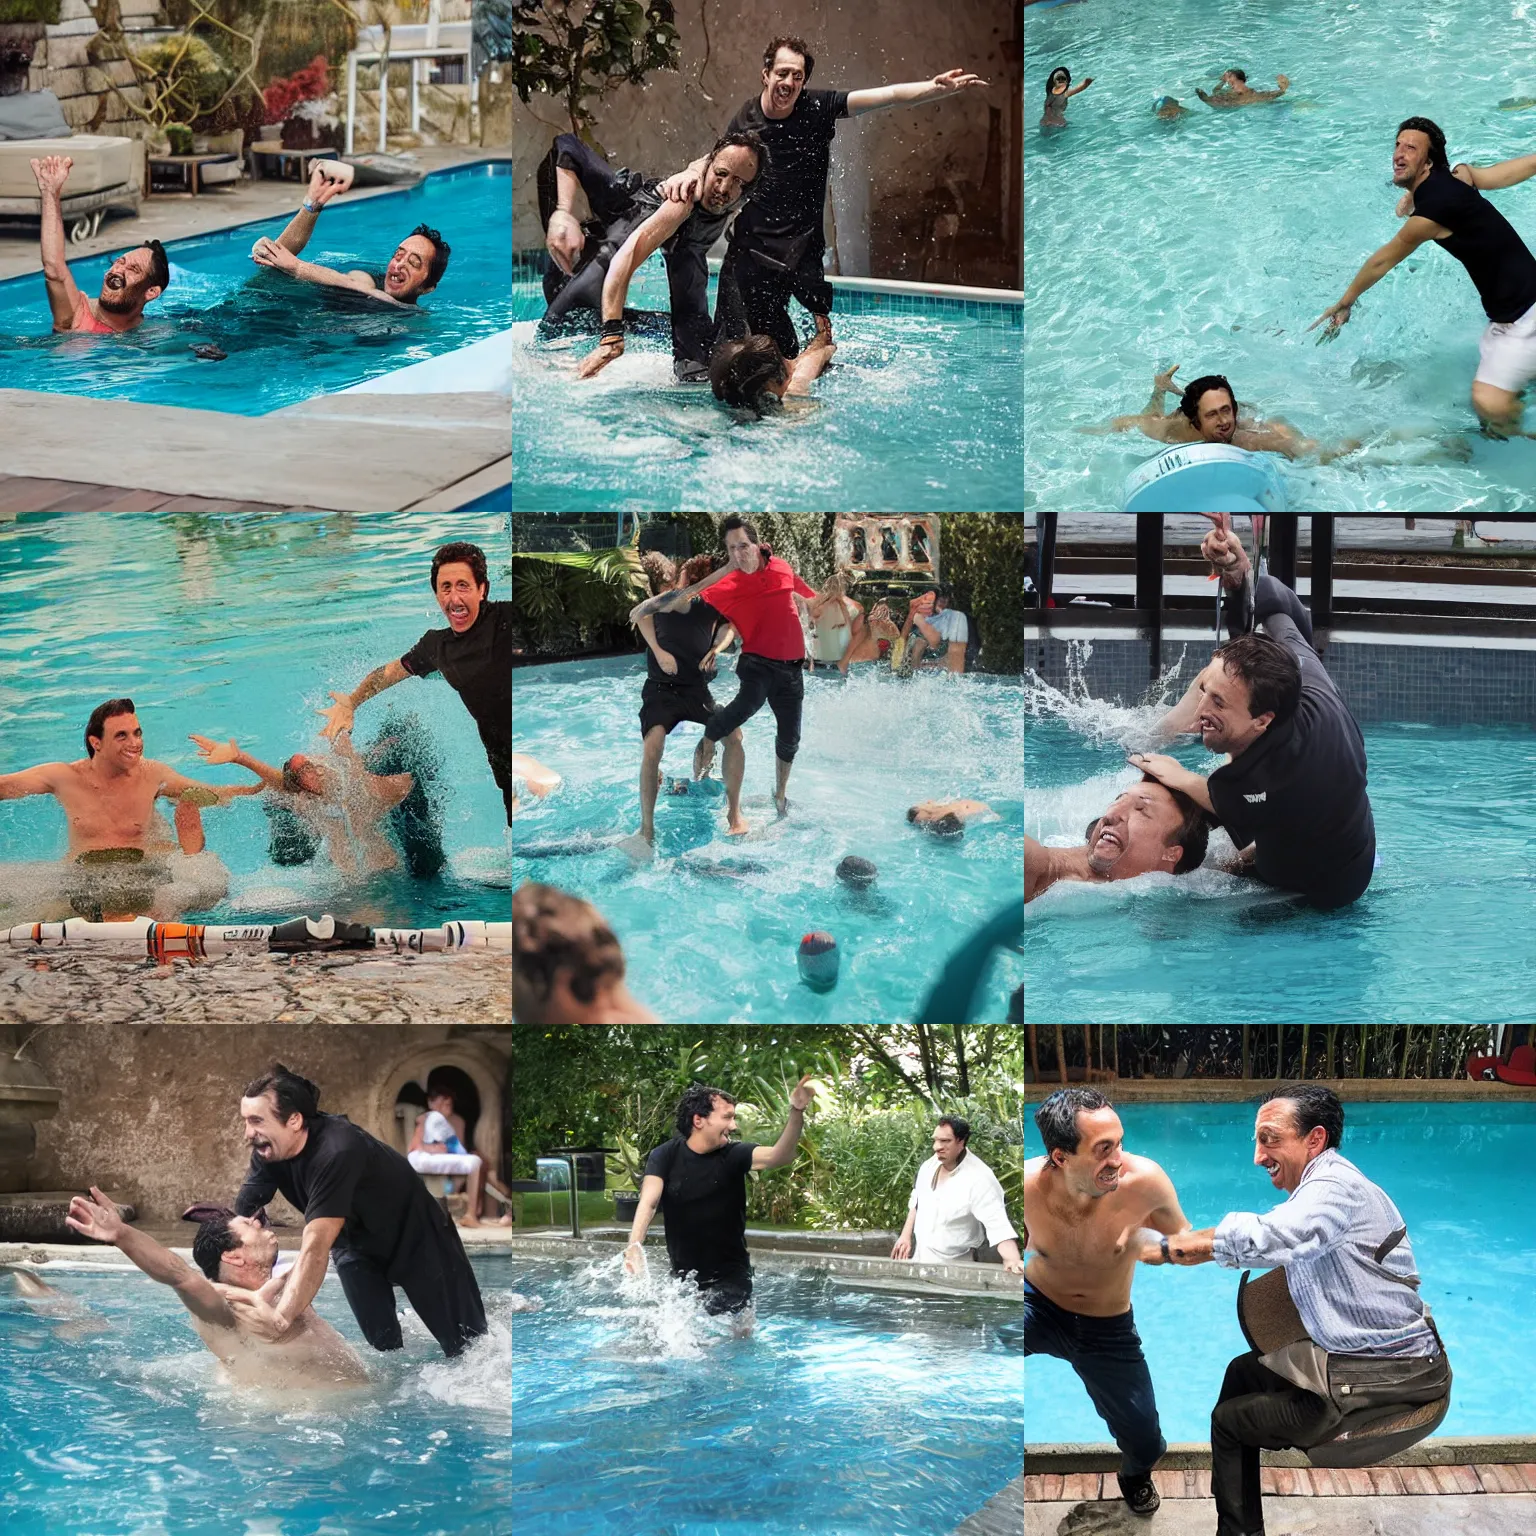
xmin=345 ymin=51 xmax=357 ymax=155
xmin=377 ymin=53 xmax=389 ymax=154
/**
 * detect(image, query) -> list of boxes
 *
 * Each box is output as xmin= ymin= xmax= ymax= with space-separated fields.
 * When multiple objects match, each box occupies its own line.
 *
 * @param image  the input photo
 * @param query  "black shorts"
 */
xmin=697 ymin=1272 xmax=754 ymax=1315
xmin=640 ymin=677 xmax=716 ymax=739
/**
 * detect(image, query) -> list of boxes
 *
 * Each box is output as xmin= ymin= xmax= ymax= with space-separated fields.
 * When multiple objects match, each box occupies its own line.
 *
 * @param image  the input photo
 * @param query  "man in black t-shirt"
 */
xmin=320 ymin=540 xmax=512 ymax=824
xmin=1314 ymin=117 xmax=1536 ymax=435
xmin=223 ymin=1064 xmax=487 ymax=1359
xmin=624 ymin=1076 xmax=818 ymax=1324
xmin=660 ymin=36 xmax=988 ymax=359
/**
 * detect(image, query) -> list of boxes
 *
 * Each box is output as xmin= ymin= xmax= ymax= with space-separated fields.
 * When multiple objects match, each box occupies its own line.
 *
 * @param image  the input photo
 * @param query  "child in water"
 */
xmin=1042 ymin=66 xmax=1094 ymax=128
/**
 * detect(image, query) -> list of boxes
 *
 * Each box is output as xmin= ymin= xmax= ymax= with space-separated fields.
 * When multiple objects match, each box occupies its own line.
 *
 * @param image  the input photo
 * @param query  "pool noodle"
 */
xmin=3 ymin=916 xmax=511 ymax=957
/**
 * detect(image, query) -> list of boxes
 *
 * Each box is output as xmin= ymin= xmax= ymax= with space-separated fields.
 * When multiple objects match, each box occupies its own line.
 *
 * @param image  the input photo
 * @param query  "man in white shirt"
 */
xmin=901 ymin=586 xmax=970 ymax=673
xmin=892 ymin=1116 xmax=1023 ymax=1271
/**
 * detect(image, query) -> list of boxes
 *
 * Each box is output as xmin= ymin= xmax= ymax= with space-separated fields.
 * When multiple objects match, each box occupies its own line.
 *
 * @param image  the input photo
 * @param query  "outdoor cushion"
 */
xmin=0 ymin=91 xmax=71 ymax=142
xmin=0 ymin=136 xmax=134 ymax=198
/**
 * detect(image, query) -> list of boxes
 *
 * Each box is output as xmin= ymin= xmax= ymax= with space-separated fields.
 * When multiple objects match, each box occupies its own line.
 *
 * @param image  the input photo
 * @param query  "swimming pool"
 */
xmin=512 ymin=656 xmax=1024 ymax=1023
xmin=511 ymin=265 xmax=1023 ymax=511
xmin=0 ymin=512 xmax=510 ymax=927
xmin=1024 ymin=685 xmax=1536 ymax=1023
xmin=0 ymin=1251 xmax=513 ymax=1536
xmin=1024 ymin=1100 xmax=1536 ymax=1443
xmin=0 ymin=163 xmax=512 ymax=415
xmin=512 ymin=1254 xmax=1021 ymax=1535
xmin=1024 ymin=0 xmax=1536 ymax=512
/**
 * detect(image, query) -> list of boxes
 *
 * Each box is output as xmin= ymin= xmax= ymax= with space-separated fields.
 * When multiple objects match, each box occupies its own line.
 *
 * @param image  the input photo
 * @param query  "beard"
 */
xmin=98 ymin=282 xmax=141 ymax=315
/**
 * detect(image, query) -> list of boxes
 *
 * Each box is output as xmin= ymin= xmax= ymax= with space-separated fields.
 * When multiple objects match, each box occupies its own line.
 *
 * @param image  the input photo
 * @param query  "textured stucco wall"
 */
xmin=512 ymin=0 xmax=1022 ymax=284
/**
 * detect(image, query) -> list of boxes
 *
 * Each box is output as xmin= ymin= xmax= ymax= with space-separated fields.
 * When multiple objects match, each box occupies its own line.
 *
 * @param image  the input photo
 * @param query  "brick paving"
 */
xmin=1025 ymin=1463 xmax=1536 ymax=1501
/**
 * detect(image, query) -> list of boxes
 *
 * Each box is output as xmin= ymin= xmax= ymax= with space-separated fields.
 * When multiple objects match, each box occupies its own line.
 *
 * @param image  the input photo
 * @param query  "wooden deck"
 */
xmin=1025 ymin=1462 xmax=1536 ymax=1502
xmin=0 ymin=475 xmax=328 ymax=513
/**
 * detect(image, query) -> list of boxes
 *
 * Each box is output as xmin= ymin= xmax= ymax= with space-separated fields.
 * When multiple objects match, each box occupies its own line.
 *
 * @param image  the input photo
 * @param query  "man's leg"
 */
xmin=392 ymin=1206 xmax=489 ymax=1358
xmin=721 ymin=727 xmax=747 ymax=835
xmin=333 ymin=1249 xmax=404 ymax=1351
xmin=664 ymin=246 xmax=713 ymax=382
xmin=1472 ymin=379 xmax=1525 ymax=437
xmin=698 ymin=654 xmax=770 ymax=778
xmin=489 ymin=748 xmax=512 ymax=827
xmin=639 ymin=724 xmax=667 ymax=843
xmin=763 ymin=660 xmax=804 ymax=815
xmin=461 ymin=1155 xmax=486 ymax=1227
xmin=723 ymin=239 xmax=798 ymax=358
xmin=787 ymin=236 xmax=835 ymax=351
xmin=1067 ymin=1314 xmax=1168 ymax=1498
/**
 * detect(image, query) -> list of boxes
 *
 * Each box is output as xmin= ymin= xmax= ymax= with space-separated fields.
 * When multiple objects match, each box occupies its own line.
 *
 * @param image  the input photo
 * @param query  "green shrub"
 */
xmin=940 ymin=513 xmax=1026 ymax=673
xmin=0 ymin=0 xmax=62 ymax=23
xmin=510 ymin=546 xmax=647 ymax=655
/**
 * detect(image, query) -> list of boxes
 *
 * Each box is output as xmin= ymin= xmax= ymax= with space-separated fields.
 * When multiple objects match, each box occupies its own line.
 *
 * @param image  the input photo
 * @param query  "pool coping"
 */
xmin=1022 ymin=1079 xmax=1536 ymax=1103
xmin=1023 ymin=1438 xmax=1536 ymax=1471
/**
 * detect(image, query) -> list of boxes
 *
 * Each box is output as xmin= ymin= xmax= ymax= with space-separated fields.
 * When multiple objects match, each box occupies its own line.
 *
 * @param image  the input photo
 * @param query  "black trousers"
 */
xmin=703 ymin=652 xmax=804 ymax=763
xmin=1210 ymin=1351 xmax=1337 ymax=1536
xmin=489 ymin=742 xmax=511 ymax=826
xmin=717 ymin=228 xmax=835 ymax=360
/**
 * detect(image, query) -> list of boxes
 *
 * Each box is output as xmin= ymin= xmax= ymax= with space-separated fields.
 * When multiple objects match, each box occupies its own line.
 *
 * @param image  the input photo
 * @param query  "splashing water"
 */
xmin=1025 ymin=638 xmax=1195 ymax=750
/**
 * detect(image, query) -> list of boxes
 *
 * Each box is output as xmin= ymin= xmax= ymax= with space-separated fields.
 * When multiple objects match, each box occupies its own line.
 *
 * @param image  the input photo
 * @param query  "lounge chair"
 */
xmin=0 ymin=91 xmax=141 ymax=240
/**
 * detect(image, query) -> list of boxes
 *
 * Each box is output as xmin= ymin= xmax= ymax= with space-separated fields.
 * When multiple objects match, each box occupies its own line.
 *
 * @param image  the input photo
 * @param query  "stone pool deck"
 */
xmin=956 ymin=1475 xmax=1025 ymax=1536
xmin=0 ymin=948 xmax=510 ymax=1026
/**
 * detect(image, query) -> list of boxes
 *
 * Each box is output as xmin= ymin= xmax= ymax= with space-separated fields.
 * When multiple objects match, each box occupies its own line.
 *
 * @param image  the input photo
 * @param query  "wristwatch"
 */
xmin=1161 ymin=1235 xmax=1171 ymax=1264
xmin=302 ymin=199 xmax=321 ymax=213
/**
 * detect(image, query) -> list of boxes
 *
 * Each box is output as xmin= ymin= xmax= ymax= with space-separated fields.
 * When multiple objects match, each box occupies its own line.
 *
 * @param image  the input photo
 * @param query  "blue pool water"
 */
xmin=1025 ymin=691 xmax=1536 ymax=1023
xmin=512 ymin=1255 xmax=1021 ymax=1536
xmin=0 ymin=163 xmax=512 ymax=414
xmin=512 ymin=656 xmax=1024 ymax=1023
xmin=0 ymin=1252 xmax=512 ymax=1535
xmin=512 ymin=266 xmax=1023 ymax=511
xmin=1025 ymin=0 xmax=1536 ymax=511
xmin=1025 ymin=1101 xmax=1536 ymax=1443
xmin=0 ymin=512 xmax=510 ymax=925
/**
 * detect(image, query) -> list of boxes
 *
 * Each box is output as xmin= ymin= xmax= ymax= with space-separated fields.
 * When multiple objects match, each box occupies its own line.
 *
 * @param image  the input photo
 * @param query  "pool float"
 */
xmin=797 ymin=931 xmax=839 ymax=991
xmin=1465 ymin=1043 xmax=1536 ymax=1085
xmin=1122 ymin=443 xmax=1288 ymax=512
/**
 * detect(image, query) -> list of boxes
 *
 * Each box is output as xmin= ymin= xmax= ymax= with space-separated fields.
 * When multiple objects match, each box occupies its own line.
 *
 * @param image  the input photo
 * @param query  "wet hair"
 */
xmin=706 ymin=129 xmax=767 ymax=184
xmin=936 ymin=1115 xmax=971 ymax=1144
xmin=763 ymin=35 xmax=813 ymax=80
xmin=431 ymin=540 xmax=489 ymax=592
xmin=139 ymin=239 xmax=170 ymax=292
xmin=1179 ymin=374 xmax=1237 ymax=426
xmin=719 ymin=516 xmax=761 ymax=546
xmin=1035 ymin=1087 xmax=1112 ymax=1164
xmin=281 ymin=755 xmax=319 ymax=795
xmin=676 ymin=1082 xmax=736 ymax=1138
xmin=1214 ymin=632 xmax=1302 ymax=727
xmin=1046 ymin=66 xmax=1071 ymax=95
xmin=925 ymin=812 xmax=966 ymax=839
xmin=710 ymin=334 xmax=788 ymax=410
xmin=1261 ymin=1083 xmax=1344 ymax=1151
xmin=836 ymin=855 xmax=878 ymax=888
xmin=84 ymin=697 xmax=136 ymax=757
xmin=192 ymin=1214 xmax=239 ymax=1281
xmin=1397 ymin=115 xmax=1448 ymax=172
xmin=639 ymin=550 xmax=677 ymax=594
xmin=512 ymin=881 xmax=626 ymax=1023
xmin=243 ymin=1063 xmax=320 ymax=1130
xmin=1157 ymin=778 xmax=1212 ymax=874
xmin=1225 ymin=67 xmax=1248 ymax=83
xmin=409 ymin=223 xmax=451 ymax=290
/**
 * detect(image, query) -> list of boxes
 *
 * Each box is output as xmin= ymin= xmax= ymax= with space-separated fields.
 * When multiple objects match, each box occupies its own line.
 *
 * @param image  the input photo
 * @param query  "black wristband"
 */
xmin=601 ymin=319 xmax=625 ymax=344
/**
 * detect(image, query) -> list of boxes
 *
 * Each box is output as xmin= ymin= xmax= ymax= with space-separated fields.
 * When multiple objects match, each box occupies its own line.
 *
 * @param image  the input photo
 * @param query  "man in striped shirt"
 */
xmin=1150 ymin=1084 xmax=1446 ymax=1536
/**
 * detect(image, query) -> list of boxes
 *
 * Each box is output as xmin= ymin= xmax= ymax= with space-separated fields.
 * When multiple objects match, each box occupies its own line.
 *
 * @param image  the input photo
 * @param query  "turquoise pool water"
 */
xmin=1025 ymin=705 xmax=1536 ymax=1023
xmin=1024 ymin=0 xmax=1536 ymax=511
xmin=512 ymin=656 xmax=1024 ymax=1023
xmin=0 ymin=163 xmax=512 ymax=415
xmin=512 ymin=1256 xmax=1022 ymax=1535
xmin=0 ymin=1252 xmax=512 ymax=1535
xmin=511 ymin=266 xmax=1023 ymax=511
xmin=0 ymin=512 xmax=510 ymax=926
xmin=1025 ymin=1101 xmax=1536 ymax=1442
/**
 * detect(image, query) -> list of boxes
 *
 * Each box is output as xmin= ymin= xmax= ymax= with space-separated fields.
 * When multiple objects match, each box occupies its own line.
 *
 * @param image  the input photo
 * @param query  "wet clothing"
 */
xmin=1412 ymin=163 xmax=1536 ymax=323
xmin=702 ymin=652 xmax=805 ymax=762
xmin=1211 ymin=575 xmax=1375 ymax=909
xmin=1475 ymin=296 xmax=1536 ymax=393
xmin=702 ymin=557 xmax=816 ymax=661
xmin=401 ymin=599 xmax=511 ymax=825
xmin=639 ymin=600 xmax=729 ymax=739
xmin=236 ymin=1111 xmax=487 ymax=1358
xmin=643 ymin=1134 xmax=758 ymax=1310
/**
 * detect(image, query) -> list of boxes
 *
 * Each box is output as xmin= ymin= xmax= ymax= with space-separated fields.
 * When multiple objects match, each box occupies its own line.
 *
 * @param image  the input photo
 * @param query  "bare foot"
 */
xmin=458 ymin=1213 xmax=483 ymax=1228
xmin=617 ymin=832 xmax=655 ymax=861
xmin=727 ymin=812 xmax=750 ymax=836
xmin=775 ymin=795 xmax=790 ymax=818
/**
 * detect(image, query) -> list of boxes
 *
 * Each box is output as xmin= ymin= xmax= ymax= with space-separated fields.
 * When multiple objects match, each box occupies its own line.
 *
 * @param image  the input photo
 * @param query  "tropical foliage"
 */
xmin=510 ymin=545 xmax=647 ymax=655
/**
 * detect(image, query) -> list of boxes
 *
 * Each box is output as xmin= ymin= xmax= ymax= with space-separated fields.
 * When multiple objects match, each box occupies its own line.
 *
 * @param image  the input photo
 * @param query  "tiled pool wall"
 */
xmin=1026 ymin=629 xmax=1536 ymax=728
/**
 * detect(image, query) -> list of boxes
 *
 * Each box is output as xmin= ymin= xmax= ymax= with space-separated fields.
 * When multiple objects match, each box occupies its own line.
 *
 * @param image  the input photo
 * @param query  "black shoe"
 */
xmin=1117 ymin=1474 xmax=1161 ymax=1517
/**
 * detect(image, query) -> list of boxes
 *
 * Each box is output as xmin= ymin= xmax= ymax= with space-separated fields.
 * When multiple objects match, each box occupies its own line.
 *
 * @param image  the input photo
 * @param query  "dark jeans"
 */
xmin=1024 ymin=1279 xmax=1166 ymax=1480
xmin=1210 ymin=1351 xmax=1336 ymax=1536
xmin=716 ymin=228 xmax=834 ymax=360
xmin=703 ymin=652 xmax=804 ymax=763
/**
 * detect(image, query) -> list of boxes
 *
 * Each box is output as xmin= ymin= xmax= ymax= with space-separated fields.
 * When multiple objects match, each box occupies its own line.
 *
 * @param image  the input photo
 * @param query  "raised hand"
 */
xmin=317 ymin=691 xmax=355 ymax=740
xmin=1154 ymin=362 xmax=1181 ymax=393
xmin=789 ymin=1074 xmax=820 ymax=1111
xmin=305 ymin=164 xmax=343 ymax=208
xmin=660 ymin=167 xmax=701 ymax=205
xmin=29 ymin=155 xmax=73 ymax=195
xmin=931 ymin=68 xmax=989 ymax=93
xmin=189 ymin=733 xmax=240 ymax=765
xmin=65 ymin=1186 xmax=124 ymax=1244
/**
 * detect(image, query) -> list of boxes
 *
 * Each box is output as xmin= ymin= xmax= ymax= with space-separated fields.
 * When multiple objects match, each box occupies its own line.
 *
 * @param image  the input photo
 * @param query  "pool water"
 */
xmin=1025 ymin=0 xmax=1536 ymax=511
xmin=511 ymin=266 xmax=1023 ymax=511
xmin=1025 ymin=1101 xmax=1536 ymax=1443
xmin=0 ymin=163 xmax=512 ymax=415
xmin=1025 ymin=695 xmax=1536 ymax=1023
xmin=0 ymin=1252 xmax=513 ymax=1536
xmin=512 ymin=1255 xmax=1022 ymax=1536
xmin=0 ymin=512 xmax=510 ymax=926
xmin=512 ymin=656 xmax=1024 ymax=1023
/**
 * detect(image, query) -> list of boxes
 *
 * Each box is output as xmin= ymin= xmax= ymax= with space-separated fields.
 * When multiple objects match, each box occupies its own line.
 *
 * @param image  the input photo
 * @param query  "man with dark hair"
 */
xmin=1024 ymin=1088 xmax=1193 ymax=1521
xmin=253 ymin=162 xmax=450 ymax=305
xmin=892 ymin=1114 xmax=1022 ymax=1271
xmin=321 ymin=540 xmax=510 ymax=823
xmin=624 ymin=1075 xmax=819 ymax=1325
xmin=65 ymin=1186 xmax=367 ymax=1387
xmin=1134 ymin=520 xmax=1376 ymax=908
xmin=1145 ymin=1084 xmax=1447 ymax=1536
xmin=909 ymin=799 xmax=996 ymax=838
xmin=1198 ymin=66 xmax=1290 ymax=108
xmin=1313 ymin=118 xmax=1536 ymax=435
xmin=1026 ymin=776 xmax=1209 ymax=902
xmin=543 ymin=131 xmax=764 ymax=382
xmin=222 ymin=1064 xmax=487 ymax=1360
xmin=898 ymin=586 xmax=970 ymax=673
xmin=660 ymin=38 xmax=988 ymax=360
xmin=30 ymin=155 xmax=167 ymax=334
xmin=512 ymin=881 xmax=660 ymax=1022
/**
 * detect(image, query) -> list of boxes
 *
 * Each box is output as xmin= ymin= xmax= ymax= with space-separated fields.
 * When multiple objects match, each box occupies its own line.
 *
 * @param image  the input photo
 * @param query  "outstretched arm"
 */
xmin=275 ymin=165 xmax=346 ymax=255
xmin=318 ymin=658 xmax=410 ymax=739
xmin=30 ymin=156 xmax=83 ymax=331
xmin=1310 ymin=216 xmax=1446 ymax=336
xmin=189 ymin=736 xmax=287 ymax=791
xmin=1460 ymin=153 xmax=1536 ymax=190
xmin=577 ymin=200 xmax=693 ymax=379
xmin=848 ymin=69 xmax=989 ymax=116
xmin=630 ymin=562 xmax=733 ymax=623
xmin=751 ymin=1076 xmax=818 ymax=1168
xmin=0 ymin=763 xmax=65 ymax=801
xmin=783 ymin=333 xmax=836 ymax=396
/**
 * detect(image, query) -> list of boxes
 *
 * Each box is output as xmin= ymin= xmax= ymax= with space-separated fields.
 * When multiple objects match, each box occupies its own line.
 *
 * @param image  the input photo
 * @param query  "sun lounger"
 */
xmin=0 ymin=135 xmax=141 ymax=240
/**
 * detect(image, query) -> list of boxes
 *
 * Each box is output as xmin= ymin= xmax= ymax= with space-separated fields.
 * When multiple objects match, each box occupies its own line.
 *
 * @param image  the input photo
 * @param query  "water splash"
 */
xmin=1025 ymin=638 xmax=1193 ymax=751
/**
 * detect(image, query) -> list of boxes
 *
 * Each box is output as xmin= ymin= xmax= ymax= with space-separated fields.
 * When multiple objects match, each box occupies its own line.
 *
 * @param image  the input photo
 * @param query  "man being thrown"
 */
xmin=65 ymin=1188 xmax=368 ymax=1388
xmin=31 ymin=156 xmax=168 ymax=333
xmin=1024 ymin=1088 xmax=1194 ymax=1522
xmin=1026 ymin=777 xmax=1210 ymax=903
xmin=250 ymin=163 xmax=449 ymax=305
xmin=625 ymin=1077 xmax=819 ymax=1328
xmin=1131 ymin=520 xmax=1376 ymax=909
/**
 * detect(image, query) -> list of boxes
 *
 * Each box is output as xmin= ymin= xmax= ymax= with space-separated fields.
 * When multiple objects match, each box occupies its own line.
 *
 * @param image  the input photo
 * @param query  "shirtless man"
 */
xmin=1026 ymin=776 xmax=1209 ymax=903
xmin=1198 ymin=68 xmax=1290 ymax=108
xmin=1024 ymin=1088 xmax=1193 ymax=1521
xmin=65 ymin=1186 xmax=368 ymax=1389
xmin=908 ymin=800 xmax=995 ymax=839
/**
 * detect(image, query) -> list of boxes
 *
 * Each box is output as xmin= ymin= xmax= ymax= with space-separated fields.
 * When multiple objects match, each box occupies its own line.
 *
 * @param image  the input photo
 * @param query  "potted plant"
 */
xmin=608 ymin=1131 xmax=644 ymax=1224
xmin=166 ymin=122 xmax=193 ymax=154
xmin=262 ymin=52 xmax=330 ymax=147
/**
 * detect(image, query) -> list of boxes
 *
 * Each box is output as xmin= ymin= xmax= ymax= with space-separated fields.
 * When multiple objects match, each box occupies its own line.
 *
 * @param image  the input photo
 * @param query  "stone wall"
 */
xmin=511 ymin=0 xmax=1022 ymax=285
xmin=26 ymin=0 xmax=153 ymax=143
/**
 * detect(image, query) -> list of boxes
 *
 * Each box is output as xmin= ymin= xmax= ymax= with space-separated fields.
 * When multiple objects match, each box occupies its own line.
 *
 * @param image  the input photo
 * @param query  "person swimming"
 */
xmin=1197 ymin=68 xmax=1291 ymax=109
xmin=1042 ymin=65 xmax=1093 ymax=129
xmin=708 ymin=323 xmax=835 ymax=411
xmin=1154 ymin=96 xmax=1191 ymax=121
